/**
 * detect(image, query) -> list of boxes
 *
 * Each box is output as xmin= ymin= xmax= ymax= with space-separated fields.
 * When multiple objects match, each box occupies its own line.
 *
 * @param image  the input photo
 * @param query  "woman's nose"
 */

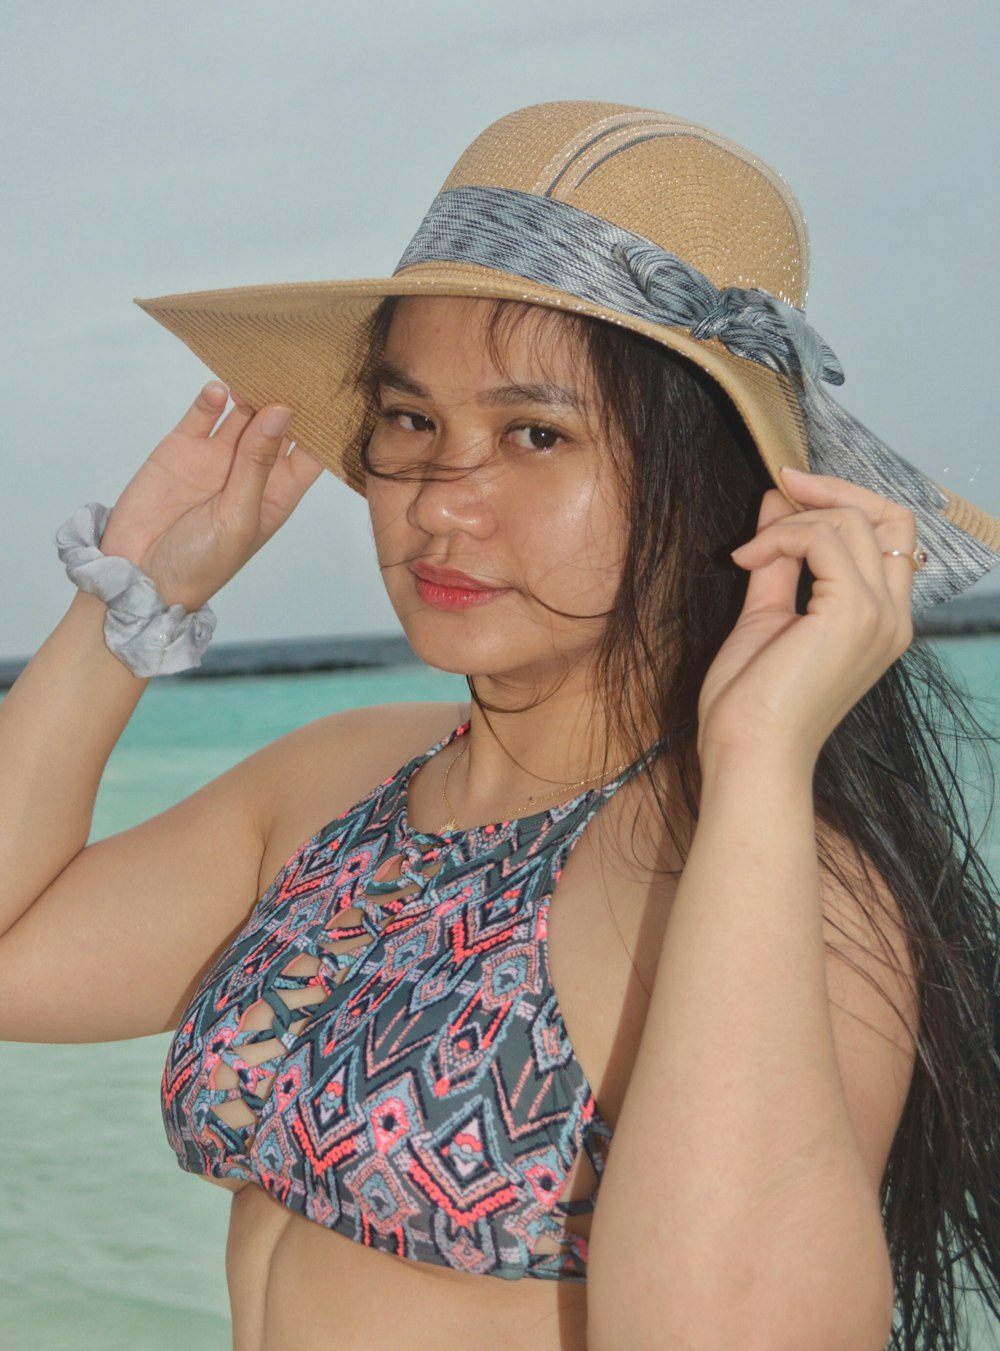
xmin=405 ymin=440 xmax=501 ymax=538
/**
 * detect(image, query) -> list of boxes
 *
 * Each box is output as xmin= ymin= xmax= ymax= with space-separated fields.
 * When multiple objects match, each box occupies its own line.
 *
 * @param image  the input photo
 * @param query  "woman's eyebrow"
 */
xmin=367 ymin=362 xmax=427 ymax=399
xmin=368 ymin=363 xmax=586 ymax=413
xmin=478 ymin=381 xmax=586 ymax=412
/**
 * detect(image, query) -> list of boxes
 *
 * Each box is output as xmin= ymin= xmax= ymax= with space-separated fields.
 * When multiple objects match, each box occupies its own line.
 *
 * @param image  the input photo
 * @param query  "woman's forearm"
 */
xmin=587 ymin=749 xmax=893 ymax=1351
xmin=0 ymin=592 xmax=147 ymax=934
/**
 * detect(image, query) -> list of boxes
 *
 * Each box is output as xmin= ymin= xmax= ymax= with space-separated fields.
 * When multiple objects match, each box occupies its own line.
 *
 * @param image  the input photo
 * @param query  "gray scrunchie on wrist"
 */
xmin=55 ymin=503 xmax=217 ymax=677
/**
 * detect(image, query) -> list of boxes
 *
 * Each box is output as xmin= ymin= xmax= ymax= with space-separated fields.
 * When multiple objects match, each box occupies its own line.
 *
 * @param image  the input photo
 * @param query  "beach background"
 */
xmin=1 ymin=640 xmax=999 ymax=1350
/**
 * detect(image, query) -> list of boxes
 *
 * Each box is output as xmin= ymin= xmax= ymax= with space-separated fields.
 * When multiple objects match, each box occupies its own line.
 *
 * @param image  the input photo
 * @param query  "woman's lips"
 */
xmin=410 ymin=563 xmax=510 ymax=611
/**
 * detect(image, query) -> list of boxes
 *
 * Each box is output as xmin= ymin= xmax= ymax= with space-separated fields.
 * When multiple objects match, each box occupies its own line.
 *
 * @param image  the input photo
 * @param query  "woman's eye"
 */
xmin=510 ymin=424 xmax=562 ymax=451
xmin=383 ymin=410 xmax=434 ymax=433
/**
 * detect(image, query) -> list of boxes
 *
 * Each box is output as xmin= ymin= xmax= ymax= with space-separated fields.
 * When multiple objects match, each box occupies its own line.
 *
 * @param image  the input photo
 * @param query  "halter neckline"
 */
xmin=399 ymin=722 xmax=656 ymax=846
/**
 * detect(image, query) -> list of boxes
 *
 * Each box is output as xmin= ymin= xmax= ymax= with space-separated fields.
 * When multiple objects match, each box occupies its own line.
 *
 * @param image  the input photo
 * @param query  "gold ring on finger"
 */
xmin=881 ymin=546 xmax=929 ymax=572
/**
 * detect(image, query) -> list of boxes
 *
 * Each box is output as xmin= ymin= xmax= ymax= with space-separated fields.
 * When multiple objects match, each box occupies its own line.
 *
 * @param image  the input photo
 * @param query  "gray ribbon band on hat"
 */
xmin=395 ymin=186 xmax=844 ymax=388
xmin=395 ymin=185 xmax=1000 ymax=609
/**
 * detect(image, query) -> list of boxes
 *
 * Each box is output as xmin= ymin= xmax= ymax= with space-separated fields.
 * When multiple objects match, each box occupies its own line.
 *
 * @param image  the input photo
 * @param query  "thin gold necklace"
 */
xmin=437 ymin=742 xmax=632 ymax=833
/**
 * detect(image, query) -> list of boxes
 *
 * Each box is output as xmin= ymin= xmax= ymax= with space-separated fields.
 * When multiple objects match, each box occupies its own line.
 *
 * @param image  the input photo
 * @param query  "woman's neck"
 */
xmin=411 ymin=667 xmax=642 ymax=834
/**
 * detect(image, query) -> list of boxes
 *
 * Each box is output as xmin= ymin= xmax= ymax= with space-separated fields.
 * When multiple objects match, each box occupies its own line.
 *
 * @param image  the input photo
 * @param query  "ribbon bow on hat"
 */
xmin=612 ymin=240 xmax=846 ymax=387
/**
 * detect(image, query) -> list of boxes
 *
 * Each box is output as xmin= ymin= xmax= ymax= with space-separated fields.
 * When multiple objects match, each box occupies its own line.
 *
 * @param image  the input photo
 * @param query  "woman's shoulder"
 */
xmin=247 ymin=700 xmax=468 ymax=888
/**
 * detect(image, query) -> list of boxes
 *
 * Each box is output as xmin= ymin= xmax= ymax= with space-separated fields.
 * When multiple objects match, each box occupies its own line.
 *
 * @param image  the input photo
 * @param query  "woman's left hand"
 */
xmin=697 ymin=467 xmax=918 ymax=771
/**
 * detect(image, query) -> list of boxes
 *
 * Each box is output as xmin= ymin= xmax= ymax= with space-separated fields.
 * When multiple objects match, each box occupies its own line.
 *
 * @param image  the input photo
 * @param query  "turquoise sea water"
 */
xmin=1 ymin=645 xmax=998 ymax=1350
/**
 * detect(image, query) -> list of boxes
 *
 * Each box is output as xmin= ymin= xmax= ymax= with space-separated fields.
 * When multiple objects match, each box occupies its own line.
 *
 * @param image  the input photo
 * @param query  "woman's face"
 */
xmin=365 ymin=297 xmax=627 ymax=688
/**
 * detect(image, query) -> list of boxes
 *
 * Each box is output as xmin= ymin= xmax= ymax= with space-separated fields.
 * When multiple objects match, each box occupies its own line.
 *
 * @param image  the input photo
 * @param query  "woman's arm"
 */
xmin=0 ymin=385 xmax=321 ymax=1040
xmin=587 ymin=473 xmax=919 ymax=1351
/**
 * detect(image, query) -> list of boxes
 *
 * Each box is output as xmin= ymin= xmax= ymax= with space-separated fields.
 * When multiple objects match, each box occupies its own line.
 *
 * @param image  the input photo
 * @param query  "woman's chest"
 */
xmin=163 ymin=796 xmax=662 ymax=1278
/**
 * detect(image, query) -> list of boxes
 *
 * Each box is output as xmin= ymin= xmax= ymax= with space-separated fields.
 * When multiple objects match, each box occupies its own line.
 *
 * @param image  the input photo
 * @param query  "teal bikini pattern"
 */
xmin=162 ymin=725 xmax=644 ymax=1281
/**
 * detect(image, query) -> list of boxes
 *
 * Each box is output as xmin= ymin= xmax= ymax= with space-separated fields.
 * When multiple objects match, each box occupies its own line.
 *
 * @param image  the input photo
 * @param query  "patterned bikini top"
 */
xmin=162 ymin=724 xmax=643 ymax=1282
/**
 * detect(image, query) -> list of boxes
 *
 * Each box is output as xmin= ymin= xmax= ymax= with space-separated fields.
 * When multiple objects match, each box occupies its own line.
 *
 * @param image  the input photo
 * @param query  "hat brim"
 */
xmin=136 ymin=262 xmax=810 ymax=496
xmin=137 ymin=261 xmax=1000 ymax=592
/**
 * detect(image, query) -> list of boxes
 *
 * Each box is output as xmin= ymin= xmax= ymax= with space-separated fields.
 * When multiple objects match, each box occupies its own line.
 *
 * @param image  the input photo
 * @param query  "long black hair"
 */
xmin=357 ymin=296 xmax=1000 ymax=1349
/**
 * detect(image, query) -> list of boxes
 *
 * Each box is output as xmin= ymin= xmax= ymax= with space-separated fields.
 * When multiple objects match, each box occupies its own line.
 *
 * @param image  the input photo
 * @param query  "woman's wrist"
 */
xmin=56 ymin=503 xmax=216 ymax=678
xmin=696 ymin=735 xmax=819 ymax=800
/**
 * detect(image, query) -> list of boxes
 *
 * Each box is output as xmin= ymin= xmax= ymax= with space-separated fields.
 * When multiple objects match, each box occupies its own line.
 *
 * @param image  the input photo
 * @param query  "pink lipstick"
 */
xmin=411 ymin=563 xmax=509 ymax=611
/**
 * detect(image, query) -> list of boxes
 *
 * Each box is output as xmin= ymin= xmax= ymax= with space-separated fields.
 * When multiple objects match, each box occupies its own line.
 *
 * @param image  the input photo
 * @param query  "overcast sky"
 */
xmin=2 ymin=0 xmax=998 ymax=660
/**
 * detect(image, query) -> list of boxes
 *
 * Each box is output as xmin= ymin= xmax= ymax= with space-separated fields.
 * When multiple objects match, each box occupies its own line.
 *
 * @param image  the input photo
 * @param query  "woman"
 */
xmin=2 ymin=102 xmax=999 ymax=1351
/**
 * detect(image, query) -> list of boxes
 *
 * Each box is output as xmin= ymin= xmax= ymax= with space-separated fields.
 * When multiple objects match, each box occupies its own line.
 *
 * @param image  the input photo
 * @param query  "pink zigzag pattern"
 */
xmin=162 ymin=726 xmax=634 ymax=1281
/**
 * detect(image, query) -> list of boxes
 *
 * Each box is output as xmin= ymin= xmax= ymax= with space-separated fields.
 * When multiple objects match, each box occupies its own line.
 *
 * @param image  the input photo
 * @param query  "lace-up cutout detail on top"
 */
xmin=162 ymin=726 xmax=640 ymax=1281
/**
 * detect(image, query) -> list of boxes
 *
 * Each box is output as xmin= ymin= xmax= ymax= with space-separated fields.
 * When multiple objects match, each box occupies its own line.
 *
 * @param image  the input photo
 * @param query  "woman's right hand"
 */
xmin=99 ymin=382 xmax=323 ymax=610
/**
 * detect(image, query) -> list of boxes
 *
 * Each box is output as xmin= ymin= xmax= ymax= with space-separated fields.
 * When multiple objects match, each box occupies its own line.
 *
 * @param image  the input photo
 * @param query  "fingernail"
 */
xmin=230 ymin=390 xmax=252 ymax=410
xmin=779 ymin=465 xmax=809 ymax=479
xmin=260 ymin=406 xmax=291 ymax=437
xmin=204 ymin=381 xmax=228 ymax=401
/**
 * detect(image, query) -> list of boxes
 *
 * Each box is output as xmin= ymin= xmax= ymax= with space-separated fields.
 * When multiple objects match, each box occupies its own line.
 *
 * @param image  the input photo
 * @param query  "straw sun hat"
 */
xmin=137 ymin=100 xmax=1000 ymax=609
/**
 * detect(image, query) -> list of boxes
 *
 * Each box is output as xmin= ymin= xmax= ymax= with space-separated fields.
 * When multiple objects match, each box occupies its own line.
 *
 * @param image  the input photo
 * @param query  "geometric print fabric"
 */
xmin=162 ymin=725 xmax=640 ymax=1281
